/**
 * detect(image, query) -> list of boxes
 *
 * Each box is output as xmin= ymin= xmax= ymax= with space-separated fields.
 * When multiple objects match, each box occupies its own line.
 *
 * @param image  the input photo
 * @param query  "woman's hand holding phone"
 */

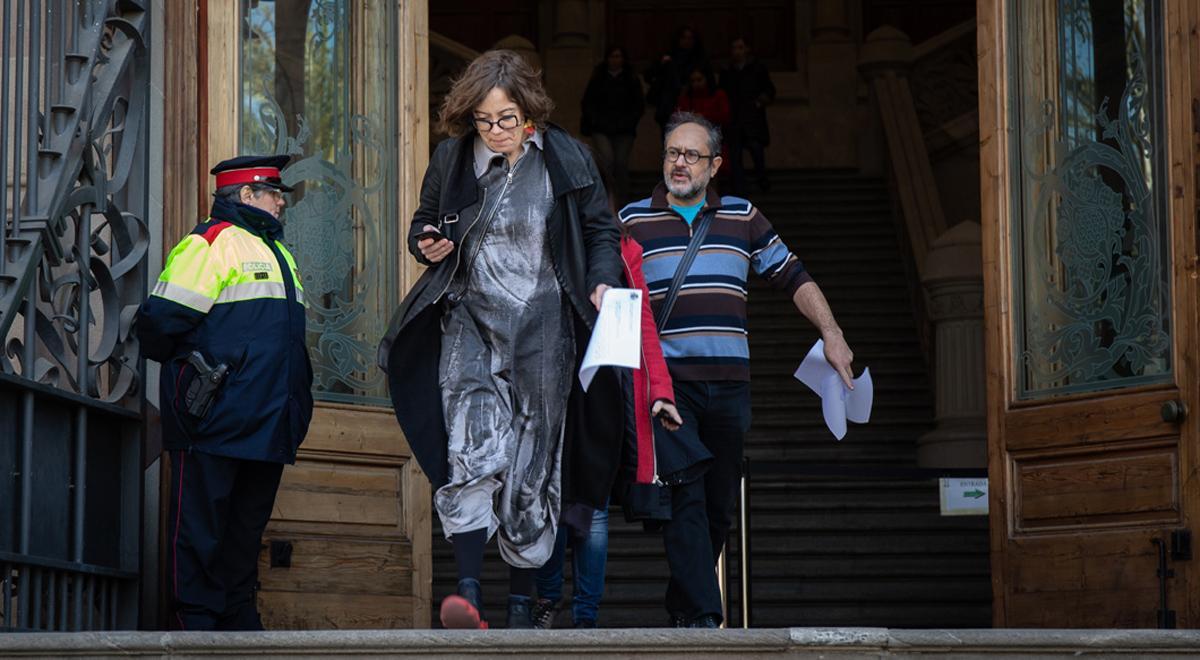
xmin=416 ymin=224 xmax=455 ymax=263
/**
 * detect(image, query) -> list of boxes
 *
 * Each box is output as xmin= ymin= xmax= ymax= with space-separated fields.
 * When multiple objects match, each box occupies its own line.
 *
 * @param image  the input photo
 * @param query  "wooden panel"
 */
xmin=1170 ymin=0 xmax=1200 ymax=626
xmin=257 ymin=536 xmax=413 ymax=596
xmin=205 ymin=2 xmax=238 ymax=177
xmin=1004 ymin=388 xmax=1179 ymax=452
xmin=259 ymin=592 xmax=415 ymax=630
xmin=273 ymin=460 xmax=403 ymax=528
xmin=978 ymin=0 xmax=1015 ymax=627
xmin=1003 ymin=531 xmax=1162 ymax=628
xmin=303 ymin=404 xmax=411 ymax=459
xmin=163 ymin=0 xmax=201 ymax=250
xmin=1014 ymin=442 xmax=1179 ymax=532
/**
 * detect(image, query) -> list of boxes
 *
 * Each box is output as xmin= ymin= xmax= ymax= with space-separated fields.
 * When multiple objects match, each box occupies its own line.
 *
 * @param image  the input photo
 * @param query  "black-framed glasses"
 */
xmin=472 ymin=114 xmax=522 ymax=132
xmin=663 ymin=147 xmax=714 ymax=165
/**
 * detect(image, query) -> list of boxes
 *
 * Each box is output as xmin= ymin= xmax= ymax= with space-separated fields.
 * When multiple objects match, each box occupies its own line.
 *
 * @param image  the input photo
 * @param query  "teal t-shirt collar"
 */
xmin=671 ymin=199 xmax=706 ymax=226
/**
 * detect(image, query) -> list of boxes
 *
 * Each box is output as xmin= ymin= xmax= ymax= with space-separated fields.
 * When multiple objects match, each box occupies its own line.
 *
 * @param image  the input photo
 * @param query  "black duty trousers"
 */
xmin=660 ymin=380 xmax=751 ymax=623
xmin=167 ymin=449 xmax=284 ymax=631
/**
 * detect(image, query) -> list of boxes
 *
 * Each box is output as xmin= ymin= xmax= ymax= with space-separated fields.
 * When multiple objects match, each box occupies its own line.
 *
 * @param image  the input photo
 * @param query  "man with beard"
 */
xmin=619 ymin=112 xmax=854 ymax=627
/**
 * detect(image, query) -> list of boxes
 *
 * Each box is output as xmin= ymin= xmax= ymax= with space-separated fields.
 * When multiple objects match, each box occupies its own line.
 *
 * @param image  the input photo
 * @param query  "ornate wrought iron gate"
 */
xmin=0 ymin=0 xmax=150 ymax=631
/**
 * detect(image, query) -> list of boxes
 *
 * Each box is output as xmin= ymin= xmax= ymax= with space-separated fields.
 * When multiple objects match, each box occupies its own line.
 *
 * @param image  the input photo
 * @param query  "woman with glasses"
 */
xmin=378 ymin=50 xmax=623 ymax=630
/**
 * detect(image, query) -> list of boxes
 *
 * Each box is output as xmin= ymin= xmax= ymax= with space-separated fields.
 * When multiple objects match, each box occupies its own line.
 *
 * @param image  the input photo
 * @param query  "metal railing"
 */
xmin=1 ymin=0 xmax=150 ymax=632
xmin=718 ymin=457 xmax=988 ymax=628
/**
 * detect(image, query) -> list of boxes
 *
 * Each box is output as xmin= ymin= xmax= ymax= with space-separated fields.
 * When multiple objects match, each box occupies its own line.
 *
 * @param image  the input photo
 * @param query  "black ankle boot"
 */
xmin=507 ymin=595 xmax=534 ymax=629
xmin=688 ymin=614 xmax=721 ymax=628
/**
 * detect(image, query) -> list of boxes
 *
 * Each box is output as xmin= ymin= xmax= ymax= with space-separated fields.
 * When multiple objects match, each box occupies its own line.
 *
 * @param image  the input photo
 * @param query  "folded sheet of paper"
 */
xmin=794 ymin=339 xmax=873 ymax=440
xmin=579 ymin=287 xmax=643 ymax=391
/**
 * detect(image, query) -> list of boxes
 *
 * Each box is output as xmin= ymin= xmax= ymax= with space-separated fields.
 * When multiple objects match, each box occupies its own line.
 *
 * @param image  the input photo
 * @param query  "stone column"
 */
xmin=918 ymin=221 xmax=986 ymax=468
xmin=542 ymin=0 xmax=595 ymax=135
xmin=802 ymin=0 xmax=858 ymax=167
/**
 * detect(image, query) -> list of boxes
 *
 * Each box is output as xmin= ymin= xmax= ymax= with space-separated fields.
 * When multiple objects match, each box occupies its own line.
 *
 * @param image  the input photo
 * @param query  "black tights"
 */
xmin=451 ymin=528 xmax=536 ymax=598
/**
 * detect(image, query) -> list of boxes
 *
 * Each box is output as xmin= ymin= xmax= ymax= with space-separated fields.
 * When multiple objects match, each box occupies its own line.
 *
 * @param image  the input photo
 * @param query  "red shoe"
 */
xmin=440 ymin=594 xmax=488 ymax=629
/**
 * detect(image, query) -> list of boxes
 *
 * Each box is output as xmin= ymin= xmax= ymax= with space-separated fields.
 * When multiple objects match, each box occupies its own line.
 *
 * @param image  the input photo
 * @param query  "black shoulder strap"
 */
xmin=655 ymin=209 xmax=715 ymax=331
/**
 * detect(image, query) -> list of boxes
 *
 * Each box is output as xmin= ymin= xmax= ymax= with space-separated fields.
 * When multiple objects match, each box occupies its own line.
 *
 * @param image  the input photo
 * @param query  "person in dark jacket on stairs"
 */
xmin=580 ymin=46 xmax=644 ymax=205
xmin=719 ymin=37 xmax=776 ymax=196
xmin=619 ymin=112 xmax=855 ymax=628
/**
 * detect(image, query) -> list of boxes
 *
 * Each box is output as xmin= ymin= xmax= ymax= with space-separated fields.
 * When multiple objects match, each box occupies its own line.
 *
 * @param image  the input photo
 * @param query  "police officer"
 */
xmin=136 ymin=155 xmax=313 ymax=630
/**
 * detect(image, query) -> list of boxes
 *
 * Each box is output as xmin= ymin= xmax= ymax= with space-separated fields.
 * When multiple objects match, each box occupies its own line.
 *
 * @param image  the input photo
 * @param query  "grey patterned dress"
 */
xmin=434 ymin=136 xmax=574 ymax=568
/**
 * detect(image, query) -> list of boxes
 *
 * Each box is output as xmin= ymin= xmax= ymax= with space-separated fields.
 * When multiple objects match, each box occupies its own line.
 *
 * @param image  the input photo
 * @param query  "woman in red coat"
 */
xmin=532 ymin=211 xmax=681 ymax=629
xmin=676 ymin=65 xmax=731 ymax=175
xmin=621 ymin=232 xmax=679 ymax=486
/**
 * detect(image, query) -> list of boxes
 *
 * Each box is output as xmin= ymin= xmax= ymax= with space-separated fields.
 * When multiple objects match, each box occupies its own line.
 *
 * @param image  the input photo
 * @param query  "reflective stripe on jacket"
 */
xmin=136 ymin=197 xmax=313 ymax=464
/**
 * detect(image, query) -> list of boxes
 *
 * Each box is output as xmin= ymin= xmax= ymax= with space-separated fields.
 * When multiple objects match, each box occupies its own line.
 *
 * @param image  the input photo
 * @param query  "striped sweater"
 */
xmin=619 ymin=183 xmax=813 ymax=382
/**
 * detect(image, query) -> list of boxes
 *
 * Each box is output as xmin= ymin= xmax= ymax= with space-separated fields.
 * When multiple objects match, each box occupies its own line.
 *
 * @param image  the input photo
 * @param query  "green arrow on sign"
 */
xmin=963 ymin=489 xmax=985 ymax=499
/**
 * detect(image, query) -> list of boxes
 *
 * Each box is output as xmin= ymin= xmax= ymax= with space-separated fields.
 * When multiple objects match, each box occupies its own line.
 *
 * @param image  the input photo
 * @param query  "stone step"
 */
xmin=14 ymin=629 xmax=1200 ymax=655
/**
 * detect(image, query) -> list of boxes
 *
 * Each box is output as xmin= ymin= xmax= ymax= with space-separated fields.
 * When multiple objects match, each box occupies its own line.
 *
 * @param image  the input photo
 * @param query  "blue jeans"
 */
xmin=535 ymin=505 xmax=609 ymax=623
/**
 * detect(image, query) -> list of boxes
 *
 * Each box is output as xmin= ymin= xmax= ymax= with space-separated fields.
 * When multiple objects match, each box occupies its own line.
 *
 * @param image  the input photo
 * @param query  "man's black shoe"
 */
xmin=688 ymin=614 xmax=721 ymax=628
xmin=531 ymin=598 xmax=557 ymax=629
xmin=507 ymin=595 xmax=535 ymax=629
xmin=574 ymin=618 xmax=597 ymax=628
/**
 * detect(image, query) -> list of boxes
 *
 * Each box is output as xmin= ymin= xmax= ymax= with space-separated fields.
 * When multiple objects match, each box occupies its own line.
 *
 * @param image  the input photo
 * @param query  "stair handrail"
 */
xmin=428 ymin=32 xmax=481 ymax=140
xmin=857 ymin=26 xmax=949 ymax=279
xmin=429 ymin=31 xmax=481 ymax=64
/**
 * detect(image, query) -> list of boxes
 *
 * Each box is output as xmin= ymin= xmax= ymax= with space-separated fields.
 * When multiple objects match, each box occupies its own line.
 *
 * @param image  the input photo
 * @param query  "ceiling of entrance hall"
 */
xmin=430 ymin=0 xmax=975 ymax=72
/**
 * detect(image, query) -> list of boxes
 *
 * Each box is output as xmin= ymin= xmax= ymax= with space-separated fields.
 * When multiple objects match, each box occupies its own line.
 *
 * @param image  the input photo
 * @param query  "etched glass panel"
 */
xmin=1011 ymin=0 xmax=1170 ymax=399
xmin=239 ymin=0 xmax=397 ymax=405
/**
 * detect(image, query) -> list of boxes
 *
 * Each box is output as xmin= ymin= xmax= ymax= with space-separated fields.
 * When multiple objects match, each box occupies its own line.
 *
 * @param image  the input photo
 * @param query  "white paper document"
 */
xmin=578 ymin=288 xmax=643 ymax=391
xmin=793 ymin=339 xmax=873 ymax=440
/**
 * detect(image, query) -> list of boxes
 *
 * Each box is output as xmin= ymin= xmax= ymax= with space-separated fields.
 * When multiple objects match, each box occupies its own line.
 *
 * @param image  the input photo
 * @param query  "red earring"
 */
xmin=524 ymin=120 xmax=536 ymax=136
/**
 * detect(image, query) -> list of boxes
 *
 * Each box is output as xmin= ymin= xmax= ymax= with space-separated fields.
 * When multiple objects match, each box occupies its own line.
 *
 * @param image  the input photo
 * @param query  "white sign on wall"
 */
xmin=939 ymin=478 xmax=989 ymax=516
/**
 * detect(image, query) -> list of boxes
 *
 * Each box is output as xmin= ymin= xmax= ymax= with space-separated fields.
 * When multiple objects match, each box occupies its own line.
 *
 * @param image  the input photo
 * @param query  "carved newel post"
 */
xmin=918 ymin=221 xmax=986 ymax=468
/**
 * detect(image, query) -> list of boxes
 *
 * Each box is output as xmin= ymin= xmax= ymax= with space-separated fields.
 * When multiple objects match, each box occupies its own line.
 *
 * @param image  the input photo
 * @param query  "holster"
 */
xmin=183 ymin=350 xmax=229 ymax=419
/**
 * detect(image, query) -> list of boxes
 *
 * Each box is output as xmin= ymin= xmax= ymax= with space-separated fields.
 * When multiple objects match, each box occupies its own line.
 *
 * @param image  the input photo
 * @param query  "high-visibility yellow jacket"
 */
xmin=136 ymin=197 xmax=313 ymax=464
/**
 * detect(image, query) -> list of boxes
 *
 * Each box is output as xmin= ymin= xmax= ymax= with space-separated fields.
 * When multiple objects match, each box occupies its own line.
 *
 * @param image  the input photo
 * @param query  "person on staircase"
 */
xmin=646 ymin=25 xmax=710 ymax=141
xmin=377 ymin=50 xmax=624 ymax=630
xmin=580 ymin=45 xmax=645 ymax=206
xmin=674 ymin=65 xmax=731 ymax=178
xmin=619 ymin=112 xmax=855 ymax=628
xmin=719 ymin=36 xmax=776 ymax=196
xmin=136 ymin=155 xmax=313 ymax=630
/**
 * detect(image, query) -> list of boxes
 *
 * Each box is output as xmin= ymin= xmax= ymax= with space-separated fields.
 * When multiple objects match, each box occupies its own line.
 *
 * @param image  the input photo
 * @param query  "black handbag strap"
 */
xmin=655 ymin=209 xmax=715 ymax=331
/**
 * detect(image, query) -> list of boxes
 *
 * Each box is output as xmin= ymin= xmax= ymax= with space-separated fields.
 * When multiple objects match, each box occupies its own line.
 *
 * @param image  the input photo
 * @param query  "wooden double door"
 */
xmin=981 ymin=0 xmax=1200 ymax=627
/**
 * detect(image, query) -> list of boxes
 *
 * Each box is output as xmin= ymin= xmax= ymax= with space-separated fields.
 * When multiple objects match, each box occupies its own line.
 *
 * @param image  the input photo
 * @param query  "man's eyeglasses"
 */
xmin=472 ymin=114 xmax=521 ymax=132
xmin=663 ymin=147 xmax=715 ymax=165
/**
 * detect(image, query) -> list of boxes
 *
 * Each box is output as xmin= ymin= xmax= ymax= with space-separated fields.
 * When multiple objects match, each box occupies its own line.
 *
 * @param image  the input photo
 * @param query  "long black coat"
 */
xmin=719 ymin=58 xmax=776 ymax=145
xmin=377 ymin=125 xmax=625 ymax=510
xmin=580 ymin=64 xmax=644 ymax=137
